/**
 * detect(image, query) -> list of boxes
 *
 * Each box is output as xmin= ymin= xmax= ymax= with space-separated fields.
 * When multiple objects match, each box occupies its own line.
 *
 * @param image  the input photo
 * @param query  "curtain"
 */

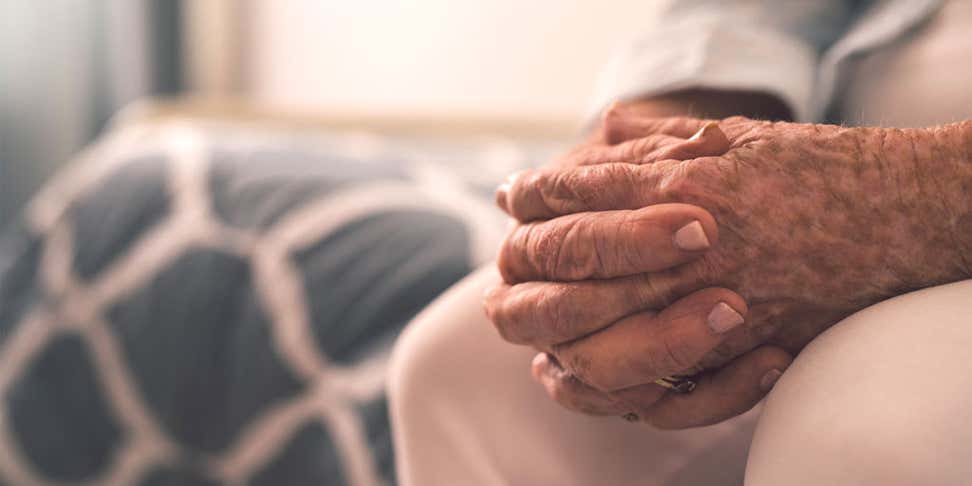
xmin=0 ymin=0 xmax=184 ymax=229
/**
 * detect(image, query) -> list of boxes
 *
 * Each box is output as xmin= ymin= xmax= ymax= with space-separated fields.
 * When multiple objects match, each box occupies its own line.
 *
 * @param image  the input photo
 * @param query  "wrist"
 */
xmin=928 ymin=121 xmax=972 ymax=277
xmin=895 ymin=122 xmax=972 ymax=285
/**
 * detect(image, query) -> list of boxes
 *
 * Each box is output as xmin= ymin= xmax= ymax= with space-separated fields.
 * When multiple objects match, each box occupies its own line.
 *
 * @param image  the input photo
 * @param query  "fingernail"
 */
xmin=673 ymin=220 xmax=710 ymax=251
xmin=688 ymin=121 xmax=720 ymax=141
xmin=760 ymin=369 xmax=783 ymax=392
xmin=707 ymin=302 xmax=744 ymax=334
xmin=495 ymin=183 xmax=510 ymax=210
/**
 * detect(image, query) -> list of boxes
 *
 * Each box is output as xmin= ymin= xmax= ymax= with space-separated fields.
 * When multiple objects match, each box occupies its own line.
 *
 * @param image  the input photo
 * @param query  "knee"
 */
xmin=746 ymin=281 xmax=972 ymax=486
xmin=387 ymin=307 xmax=454 ymax=422
xmin=388 ymin=267 xmax=499 ymax=424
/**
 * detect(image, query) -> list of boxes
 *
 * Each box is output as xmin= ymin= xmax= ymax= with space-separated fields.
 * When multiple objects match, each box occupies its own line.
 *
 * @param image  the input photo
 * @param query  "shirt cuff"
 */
xmin=587 ymin=15 xmax=819 ymax=124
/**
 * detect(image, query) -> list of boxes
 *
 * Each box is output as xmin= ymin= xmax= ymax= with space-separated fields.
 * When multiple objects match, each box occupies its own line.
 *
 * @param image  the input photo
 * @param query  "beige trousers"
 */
xmin=389 ymin=268 xmax=972 ymax=485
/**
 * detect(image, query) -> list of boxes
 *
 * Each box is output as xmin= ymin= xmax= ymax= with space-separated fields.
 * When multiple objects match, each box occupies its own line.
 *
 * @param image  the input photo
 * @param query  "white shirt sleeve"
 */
xmin=588 ymin=0 xmax=864 ymax=122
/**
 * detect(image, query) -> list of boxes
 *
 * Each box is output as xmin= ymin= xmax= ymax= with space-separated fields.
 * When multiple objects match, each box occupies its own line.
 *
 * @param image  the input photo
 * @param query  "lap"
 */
xmin=746 ymin=279 xmax=972 ymax=486
xmin=390 ymin=266 xmax=759 ymax=486
xmin=391 ymin=264 xmax=972 ymax=485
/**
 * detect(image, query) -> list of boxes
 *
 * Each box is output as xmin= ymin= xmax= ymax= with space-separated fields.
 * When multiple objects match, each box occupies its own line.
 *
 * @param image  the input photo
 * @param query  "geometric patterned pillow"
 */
xmin=0 ymin=121 xmax=560 ymax=485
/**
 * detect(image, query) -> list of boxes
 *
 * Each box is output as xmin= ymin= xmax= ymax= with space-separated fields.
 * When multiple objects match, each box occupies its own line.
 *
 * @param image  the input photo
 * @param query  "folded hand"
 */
xmin=486 ymin=113 xmax=969 ymax=427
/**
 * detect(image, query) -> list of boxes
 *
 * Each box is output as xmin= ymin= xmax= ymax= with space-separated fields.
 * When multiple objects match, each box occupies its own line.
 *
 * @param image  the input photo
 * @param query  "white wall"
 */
xmin=244 ymin=0 xmax=666 ymax=124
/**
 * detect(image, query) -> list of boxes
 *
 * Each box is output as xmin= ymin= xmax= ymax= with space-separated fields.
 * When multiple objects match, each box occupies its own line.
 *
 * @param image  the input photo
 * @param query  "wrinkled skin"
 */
xmin=487 ymin=113 xmax=972 ymax=428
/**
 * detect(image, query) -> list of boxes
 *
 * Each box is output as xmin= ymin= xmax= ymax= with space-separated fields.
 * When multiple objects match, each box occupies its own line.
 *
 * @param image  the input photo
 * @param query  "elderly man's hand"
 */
xmin=487 ymin=115 xmax=972 ymax=428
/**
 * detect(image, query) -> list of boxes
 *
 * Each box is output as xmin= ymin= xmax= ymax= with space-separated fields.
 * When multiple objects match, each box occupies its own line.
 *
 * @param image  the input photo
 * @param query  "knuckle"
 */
xmin=587 ymin=163 xmax=638 ymax=209
xmin=656 ymin=162 xmax=717 ymax=203
xmin=495 ymin=250 xmax=514 ymax=283
xmin=513 ymin=170 xmax=547 ymax=218
xmin=599 ymin=103 xmax=626 ymax=144
xmin=482 ymin=284 xmax=504 ymax=313
xmin=563 ymin=352 xmax=615 ymax=392
xmin=624 ymin=137 xmax=654 ymax=159
xmin=550 ymin=164 xmax=625 ymax=214
xmin=496 ymin=227 xmax=527 ymax=282
xmin=514 ymin=169 xmax=587 ymax=219
xmin=655 ymin=164 xmax=693 ymax=198
xmin=524 ymin=169 xmax=547 ymax=196
xmin=633 ymin=274 xmax=674 ymax=309
xmin=558 ymin=376 xmax=608 ymax=415
xmin=487 ymin=307 xmax=518 ymax=343
xmin=483 ymin=292 xmax=522 ymax=344
xmin=629 ymin=164 xmax=663 ymax=195
xmin=550 ymin=376 xmax=605 ymax=416
xmin=527 ymin=224 xmax=566 ymax=277
xmin=601 ymin=161 xmax=637 ymax=182
xmin=545 ymin=170 xmax=583 ymax=213
xmin=530 ymin=216 xmax=598 ymax=281
xmin=555 ymin=346 xmax=599 ymax=388
xmin=490 ymin=319 xmax=515 ymax=343
xmin=603 ymin=214 xmax=645 ymax=274
xmin=654 ymin=335 xmax=696 ymax=376
xmin=482 ymin=294 xmax=501 ymax=325
xmin=556 ymin=216 xmax=598 ymax=279
xmin=491 ymin=286 xmax=568 ymax=346
xmin=501 ymin=222 xmax=569 ymax=281
xmin=536 ymin=285 xmax=578 ymax=342
xmin=506 ymin=170 xmax=544 ymax=220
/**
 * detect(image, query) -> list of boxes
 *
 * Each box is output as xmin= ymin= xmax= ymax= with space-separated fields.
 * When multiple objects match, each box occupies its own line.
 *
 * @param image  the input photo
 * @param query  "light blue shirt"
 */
xmin=590 ymin=0 xmax=945 ymax=122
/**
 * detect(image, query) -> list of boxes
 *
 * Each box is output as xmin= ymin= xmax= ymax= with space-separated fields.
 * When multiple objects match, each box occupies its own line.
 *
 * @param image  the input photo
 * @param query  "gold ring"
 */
xmin=654 ymin=375 xmax=697 ymax=394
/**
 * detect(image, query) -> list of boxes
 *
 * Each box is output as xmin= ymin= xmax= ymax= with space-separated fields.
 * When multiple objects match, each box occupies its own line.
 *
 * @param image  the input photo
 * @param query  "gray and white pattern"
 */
xmin=0 ymin=120 xmax=558 ymax=485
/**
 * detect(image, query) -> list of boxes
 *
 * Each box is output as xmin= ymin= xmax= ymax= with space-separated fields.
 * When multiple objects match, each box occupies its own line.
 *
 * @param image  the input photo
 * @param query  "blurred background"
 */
xmin=0 ymin=0 xmax=666 ymax=229
xmin=1 ymin=3 xmax=671 ymax=484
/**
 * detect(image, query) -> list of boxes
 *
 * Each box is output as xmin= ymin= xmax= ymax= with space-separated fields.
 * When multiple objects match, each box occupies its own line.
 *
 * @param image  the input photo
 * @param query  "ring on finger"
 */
xmin=654 ymin=375 xmax=697 ymax=394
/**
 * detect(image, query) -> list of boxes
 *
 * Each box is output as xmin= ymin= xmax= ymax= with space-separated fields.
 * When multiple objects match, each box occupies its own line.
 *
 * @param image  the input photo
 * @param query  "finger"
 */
xmin=503 ymin=132 xmax=686 ymax=212
xmin=497 ymin=203 xmax=717 ymax=283
xmin=554 ymin=287 xmax=748 ymax=392
xmin=484 ymin=271 xmax=703 ymax=347
xmin=499 ymin=124 xmax=729 ymax=222
xmin=500 ymin=163 xmax=661 ymax=222
xmin=559 ymin=134 xmax=685 ymax=167
xmin=586 ymin=122 xmax=729 ymax=170
xmin=531 ymin=353 xmax=628 ymax=416
xmin=601 ymin=109 xmax=713 ymax=144
xmin=651 ymin=122 xmax=731 ymax=162
xmin=608 ymin=381 xmax=669 ymax=414
xmin=645 ymin=345 xmax=793 ymax=429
